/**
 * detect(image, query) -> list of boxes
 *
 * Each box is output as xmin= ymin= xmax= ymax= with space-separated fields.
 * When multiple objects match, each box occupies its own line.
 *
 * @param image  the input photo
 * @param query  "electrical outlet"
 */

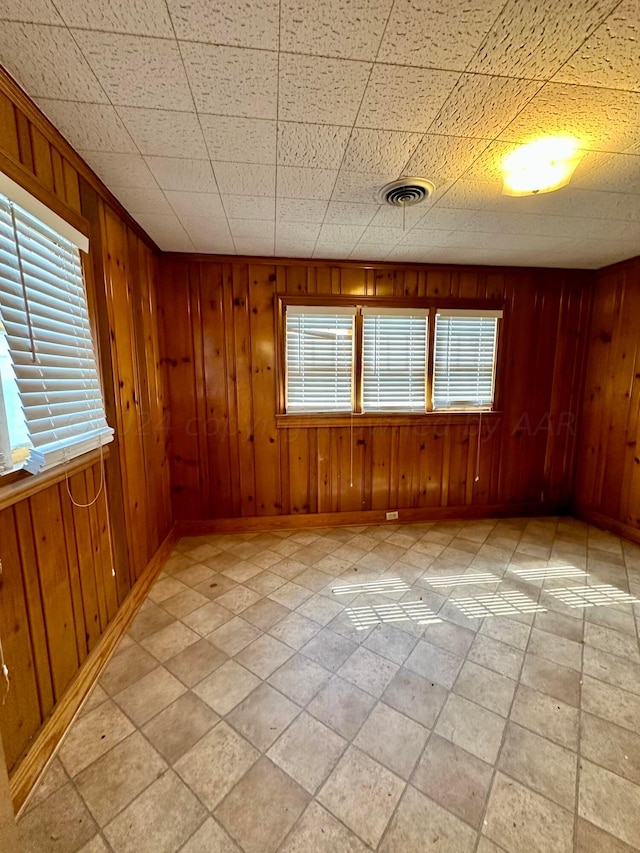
xmin=386 ymin=511 xmax=399 ymax=521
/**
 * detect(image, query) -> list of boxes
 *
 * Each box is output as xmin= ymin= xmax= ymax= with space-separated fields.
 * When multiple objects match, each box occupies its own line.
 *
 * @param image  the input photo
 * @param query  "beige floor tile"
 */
xmin=113 ymin=667 xmax=186 ymax=726
xmin=227 ymin=683 xmax=300 ymax=750
xmin=412 ymin=733 xmax=493 ymax=829
xmin=479 ymin=615 xmax=531 ymax=650
xmin=270 ymin=556 xmax=307 ymax=578
xmin=579 ymin=759 xmax=640 ymax=848
xmin=74 ymin=730 xmax=167 ymax=826
xmin=467 ymin=634 xmax=524 ymax=679
xmin=80 ymin=684 xmax=109 ymax=717
xmin=268 ymin=581 xmax=314 ymax=609
xmin=354 ymin=701 xmax=427 ymax=779
xmin=453 ymin=660 xmax=516 ymax=717
xmin=142 ymin=692 xmax=219 ymax=763
xmin=221 ymin=560 xmax=262 ymax=583
xmin=162 ymin=585 xmax=211 ymax=618
xmin=382 ymin=667 xmax=448 ymax=727
xmin=18 ymin=784 xmax=96 ymax=853
xmin=301 ymin=628 xmax=357 ymax=672
xmin=520 ymin=653 xmax=581 ymax=707
xmin=308 ymin=675 xmax=376 ymax=739
xmin=242 ymin=597 xmax=290 ymax=630
xmin=207 ymin=616 xmax=262 ymax=655
xmin=279 ymin=801 xmax=369 ymax=852
xmin=77 ymin=836 xmax=110 ymax=853
xmin=180 ymin=817 xmax=240 ymax=852
xmin=422 ymin=620 xmax=476 ymax=656
xmin=140 ymin=620 xmax=200 ymax=662
xmin=436 ymin=694 xmax=506 ymax=764
xmin=249 ymin=550 xmax=286 ymax=570
xmin=379 ymin=784 xmax=477 ymax=853
xmin=362 ymin=622 xmax=419 ymax=664
xmin=268 ymin=711 xmax=347 ymax=793
xmin=484 ymin=772 xmax=574 ymax=853
xmin=24 ymin=757 xmax=68 ymax=813
xmin=103 ymin=770 xmax=206 ymax=853
xmin=583 ymin=646 xmax=640 ymax=696
xmin=583 ymin=675 xmax=640 ymax=734
xmin=584 ymin=622 xmax=640 ymax=664
xmin=244 ymin=570 xmax=286 ymax=595
xmin=182 ymin=600 xmax=234 ymax=636
xmin=215 ymin=585 xmax=262 ymax=614
xmin=215 ymin=757 xmax=309 ymax=853
xmin=510 ymin=684 xmax=579 ymax=749
xmin=318 ymin=746 xmax=405 ymax=848
xmin=235 ymin=634 xmax=294 ymax=678
xmin=268 ymin=653 xmax=332 ymax=705
xmin=338 ymin=647 xmax=399 ymax=697
xmin=499 ymin=722 xmax=577 ymax=809
xmin=99 ymin=644 xmax=158 ymax=696
xmin=193 ymin=660 xmax=261 ymax=715
xmin=164 ymin=637 xmax=228 ymax=688
xmin=575 ymin=817 xmax=638 ymax=852
xmin=528 ymin=627 xmax=582 ymax=672
xmin=58 ymin=700 xmax=135 ymax=777
xmin=404 ymin=639 xmax=464 ymax=689
xmin=585 ymin=606 xmax=637 ymax=637
xmin=296 ymin=593 xmax=344 ymax=625
xmin=148 ymin=576 xmax=189 ymax=604
xmin=295 ymin=567 xmax=334 ymax=590
xmin=172 ymin=562 xmax=215 ymax=588
xmin=192 ymin=574 xmax=237 ymax=601
xmin=174 ymin=722 xmax=259 ymax=809
xmin=581 ymin=711 xmax=640 ymax=785
xmin=268 ymin=611 xmax=320 ymax=649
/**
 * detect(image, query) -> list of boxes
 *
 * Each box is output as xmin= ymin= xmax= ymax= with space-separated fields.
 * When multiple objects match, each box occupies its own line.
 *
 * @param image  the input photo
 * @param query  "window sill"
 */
xmin=0 ymin=446 xmax=110 ymax=513
xmin=276 ymin=412 xmax=502 ymax=429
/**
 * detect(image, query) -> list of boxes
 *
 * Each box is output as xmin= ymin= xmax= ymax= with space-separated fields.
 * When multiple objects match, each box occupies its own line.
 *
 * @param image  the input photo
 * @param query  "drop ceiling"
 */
xmin=0 ymin=0 xmax=639 ymax=268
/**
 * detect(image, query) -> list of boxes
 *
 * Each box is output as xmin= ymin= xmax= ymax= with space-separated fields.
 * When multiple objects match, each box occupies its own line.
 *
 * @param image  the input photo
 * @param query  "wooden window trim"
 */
xmin=276 ymin=412 xmax=503 ymax=429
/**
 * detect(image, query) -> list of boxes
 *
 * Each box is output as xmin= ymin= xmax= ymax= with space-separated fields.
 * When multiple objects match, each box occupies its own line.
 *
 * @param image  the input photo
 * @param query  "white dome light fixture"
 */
xmin=501 ymin=136 xmax=583 ymax=197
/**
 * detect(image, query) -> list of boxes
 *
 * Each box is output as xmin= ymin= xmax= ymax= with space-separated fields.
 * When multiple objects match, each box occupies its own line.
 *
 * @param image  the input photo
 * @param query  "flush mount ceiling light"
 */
xmin=501 ymin=137 xmax=583 ymax=196
xmin=376 ymin=177 xmax=435 ymax=207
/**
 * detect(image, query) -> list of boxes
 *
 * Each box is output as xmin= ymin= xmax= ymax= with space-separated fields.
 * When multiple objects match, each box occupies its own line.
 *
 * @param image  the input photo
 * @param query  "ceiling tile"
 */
xmin=277 ymin=122 xmax=351 ymax=169
xmin=280 ymin=0 xmax=393 ymax=60
xmin=277 ymin=167 xmax=338 ymax=200
xmin=167 ymin=0 xmax=279 ymax=50
xmin=228 ymin=216 xmax=272 ymax=240
xmin=461 ymin=140 xmax=518 ymax=183
xmin=180 ymin=217 xmax=233 ymax=250
xmin=468 ymin=0 xmax=619 ymax=80
xmin=429 ymin=74 xmax=543 ymax=139
xmin=368 ymin=203 xmax=427 ymax=228
xmin=410 ymin=208 xmax=473 ymax=232
xmin=385 ymin=246 xmax=436 ymax=262
xmin=278 ymin=54 xmax=371 ymax=125
xmin=145 ymin=157 xmax=217 ymax=192
xmin=405 ymin=134 xmax=490 ymax=187
xmin=435 ymin=179 xmax=496 ymax=212
xmin=498 ymin=82 xmax=640 ymax=153
xmin=234 ymin=237 xmax=274 ymax=256
xmin=319 ymin=224 xmax=367 ymax=243
xmin=572 ymin=152 xmax=640 ymax=195
xmin=181 ymin=42 xmax=278 ymax=119
xmin=313 ymin=244 xmax=358 ymax=258
xmin=276 ymin=199 xmax=328 ymax=223
xmin=324 ymin=202 xmax=379 ymax=225
xmin=276 ymin=222 xmax=322 ymax=242
xmin=134 ymin=213 xmax=193 ymax=250
xmin=553 ymin=0 xmax=640 ymax=92
xmin=399 ymin=228 xmax=454 ymax=247
xmin=55 ymin=0 xmax=173 ymax=37
xmin=200 ymin=116 xmax=276 ymax=165
xmin=1 ymin=0 xmax=62 ymax=24
xmin=349 ymin=243 xmax=390 ymax=260
xmin=330 ymin=170 xmax=385 ymax=204
xmin=214 ymin=162 xmax=276 ymax=197
xmin=165 ymin=191 xmax=226 ymax=219
xmin=222 ymin=195 xmax=276 ymax=220
xmin=73 ymin=31 xmax=193 ymax=111
xmin=111 ymin=186 xmax=172 ymax=215
xmin=116 ymin=107 xmax=208 ymax=159
xmin=378 ymin=0 xmax=505 ymax=71
xmin=342 ymin=128 xmax=423 ymax=175
xmin=36 ymin=100 xmax=136 ymax=152
xmin=0 ymin=23 xmax=107 ymax=101
xmin=356 ymin=64 xmax=459 ymax=133
xmin=77 ymin=151 xmax=157 ymax=188
xmin=360 ymin=226 xmax=404 ymax=245
xmin=275 ymin=241 xmax=316 ymax=258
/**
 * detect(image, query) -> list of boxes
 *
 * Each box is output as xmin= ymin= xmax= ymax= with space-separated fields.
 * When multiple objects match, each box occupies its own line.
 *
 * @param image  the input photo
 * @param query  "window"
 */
xmin=0 ymin=187 xmax=113 ymax=476
xmin=283 ymin=303 xmax=502 ymax=415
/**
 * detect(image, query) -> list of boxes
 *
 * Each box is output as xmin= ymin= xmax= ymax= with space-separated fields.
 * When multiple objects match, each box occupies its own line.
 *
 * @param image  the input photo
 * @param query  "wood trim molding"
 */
xmin=572 ymin=504 xmax=640 ymax=547
xmin=0 ymin=67 xmax=159 ymax=254
xmin=10 ymin=525 xmax=178 ymax=815
xmin=176 ymin=502 xmax=568 ymax=536
xmin=0 ymin=447 xmax=111 ymax=513
xmin=276 ymin=412 xmax=503 ymax=429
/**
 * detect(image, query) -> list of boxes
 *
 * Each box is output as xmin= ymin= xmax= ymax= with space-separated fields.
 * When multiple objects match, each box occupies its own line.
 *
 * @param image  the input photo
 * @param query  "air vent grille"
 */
xmin=377 ymin=178 xmax=435 ymax=207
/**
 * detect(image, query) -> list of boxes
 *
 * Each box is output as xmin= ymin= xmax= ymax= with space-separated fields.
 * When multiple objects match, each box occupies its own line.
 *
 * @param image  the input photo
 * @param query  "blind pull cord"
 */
xmin=0 ymin=634 xmax=10 ymax=706
xmin=10 ymin=206 xmax=37 ymax=362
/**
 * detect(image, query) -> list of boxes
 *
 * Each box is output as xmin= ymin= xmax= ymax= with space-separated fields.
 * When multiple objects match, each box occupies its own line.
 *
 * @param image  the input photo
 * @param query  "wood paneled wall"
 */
xmin=0 ymin=67 xmax=171 ymax=781
xmin=574 ymin=255 xmax=640 ymax=538
xmin=159 ymin=258 xmax=592 ymax=522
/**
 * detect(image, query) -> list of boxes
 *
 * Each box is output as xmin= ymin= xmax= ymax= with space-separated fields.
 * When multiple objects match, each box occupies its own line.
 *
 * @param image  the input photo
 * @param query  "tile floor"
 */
xmin=17 ymin=516 xmax=640 ymax=852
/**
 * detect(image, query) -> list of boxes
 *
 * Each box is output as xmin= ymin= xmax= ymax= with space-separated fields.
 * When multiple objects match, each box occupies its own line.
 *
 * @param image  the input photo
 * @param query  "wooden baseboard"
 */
xmin=572 ymin=505 xmax=640 ymax=546
xmin=11 ymin=526 xmax=178 ymax=815
xmin=176 ymin=502 xmax=569 ymax=536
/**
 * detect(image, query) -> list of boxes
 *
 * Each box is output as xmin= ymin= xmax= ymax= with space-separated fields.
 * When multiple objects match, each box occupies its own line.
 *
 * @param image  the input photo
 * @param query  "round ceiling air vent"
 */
xmin=377 ymin=177 xmax=435 ymax=207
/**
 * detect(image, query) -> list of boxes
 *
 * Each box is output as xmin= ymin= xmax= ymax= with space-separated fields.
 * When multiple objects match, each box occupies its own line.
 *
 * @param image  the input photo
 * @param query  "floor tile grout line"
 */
xmin=573 ymin=594 xmax=587 ymax=853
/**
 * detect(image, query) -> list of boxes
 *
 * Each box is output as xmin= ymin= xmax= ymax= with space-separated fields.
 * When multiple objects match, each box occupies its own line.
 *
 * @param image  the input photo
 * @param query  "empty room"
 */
xmin=0 ymin=1 xmax=639 ymax=851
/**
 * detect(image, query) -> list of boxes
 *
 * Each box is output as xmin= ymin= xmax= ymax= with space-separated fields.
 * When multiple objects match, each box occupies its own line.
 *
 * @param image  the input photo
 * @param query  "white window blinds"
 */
xmin=362 ymin=307 xmax=428 ymax=412
xmin=0 ymin=192 xmax=113 ymax=475
xmin=286 ymin=306 xmax=355 ymax=413
xmin=433 ymin=309 xmax=502 ymax=410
